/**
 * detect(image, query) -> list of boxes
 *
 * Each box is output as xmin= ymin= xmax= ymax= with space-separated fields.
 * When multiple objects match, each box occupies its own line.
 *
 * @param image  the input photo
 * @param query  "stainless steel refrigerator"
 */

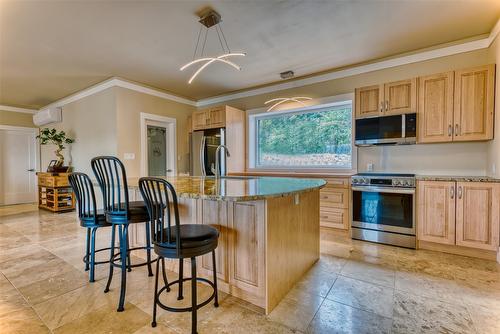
xmin=189 ymin=128 xmax=226 ymax=176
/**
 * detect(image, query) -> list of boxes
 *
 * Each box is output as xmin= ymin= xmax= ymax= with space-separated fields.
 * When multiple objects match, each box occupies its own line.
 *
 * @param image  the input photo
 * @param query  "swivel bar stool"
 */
xmin=69 ymin=172 xmax=116 ymax=282
xmin=91 ymin=156 xmax=156 ymax=312
xmin=139 ymin=177 xmax=219 ymax=334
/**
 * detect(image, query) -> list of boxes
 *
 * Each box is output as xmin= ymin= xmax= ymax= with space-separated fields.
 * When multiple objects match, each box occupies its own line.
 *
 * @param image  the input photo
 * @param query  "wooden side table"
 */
xmin=37 ymin=172 xmax=75 ymax=212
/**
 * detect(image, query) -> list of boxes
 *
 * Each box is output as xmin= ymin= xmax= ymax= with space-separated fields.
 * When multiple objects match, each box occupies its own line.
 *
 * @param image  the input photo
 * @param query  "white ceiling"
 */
xmin=1 ymin=0 xmax=499 ymax=109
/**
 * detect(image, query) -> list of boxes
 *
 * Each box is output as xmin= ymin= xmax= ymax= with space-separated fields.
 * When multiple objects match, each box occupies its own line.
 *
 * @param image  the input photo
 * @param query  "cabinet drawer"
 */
xmin=38 ymin=176 xmax=69 ymax=187
xmin=323 ymin=177 xmax=350 ymax=189
xmin=320 ymin=188 xmax=349 ymax=208
xmin=320 ymin=208 xmax=349 ymax=230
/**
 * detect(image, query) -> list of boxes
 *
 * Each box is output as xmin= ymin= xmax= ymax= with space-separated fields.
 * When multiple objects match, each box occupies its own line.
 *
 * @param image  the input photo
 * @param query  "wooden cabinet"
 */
xmin=320 ymin=177 xmax=350 ymax=230
xmin=455 ymin=182 xmax=500 ymax=251
xmin=355 ymin=79 xmax=416 ymax=119
xmin=355 ymin=85 xmax=383 ymax=118
xmin=417 ymin=181 xmax=455 ymax=245
xmin=417 ymin=65 xmax=495 ymax=143
xmin=417 ymin=180 xmax=500 ymax=252
xmin=384 ymin=78 xmax=417 ymax=115
xmin=228 ymin=201 xmax=266 ymax=301
xmin=192 ymin=106 xmax=229 ymax=131
xmin=417 ymin=72 xmax=454 ymax=143
xmin=37 ymin=172 xmax=75 ymax=212
xmin=453 ymin=65 xmax=495 ymax=141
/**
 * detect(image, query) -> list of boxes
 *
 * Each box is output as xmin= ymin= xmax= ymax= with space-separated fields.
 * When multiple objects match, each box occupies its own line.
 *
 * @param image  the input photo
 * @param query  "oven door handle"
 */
xmin=351 ymin=186 xmax=415 ymax=194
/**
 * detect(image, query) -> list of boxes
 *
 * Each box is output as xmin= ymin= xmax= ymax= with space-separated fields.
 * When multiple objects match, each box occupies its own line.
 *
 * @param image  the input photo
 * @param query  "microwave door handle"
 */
xmin=200 ymin=136 xmax=206 ymax=176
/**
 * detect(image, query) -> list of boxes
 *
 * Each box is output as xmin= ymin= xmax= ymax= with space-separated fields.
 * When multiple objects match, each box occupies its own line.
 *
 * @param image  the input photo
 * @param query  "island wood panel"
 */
xmin=455 ymin=182 xmax=500 ymax=251
xmin=225 ymin=106 xmax=246 ymax=173
xmin=384 ymin=78 xmax=417 ymax=115
xmin=265 ymin=190 xmax=320 ymax=313
xmin=198 ymin=200 xmax=229 ymax=284
xmin=417 ymin=181 xmax=456 ymax=245
xmin=417 ymin=72 xmax=454 ymax=143
xmin=355 ymin=84 xmax=383 ymax=119
xmin=453 ymin=64 xmax=494 ymax=141
xmin=227 ymin=200 xmax=266 ymax=308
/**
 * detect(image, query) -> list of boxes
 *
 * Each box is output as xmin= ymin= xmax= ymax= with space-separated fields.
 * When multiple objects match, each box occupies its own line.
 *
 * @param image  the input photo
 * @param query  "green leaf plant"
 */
xmin=36 ymin=128 xmax=75 ymax=167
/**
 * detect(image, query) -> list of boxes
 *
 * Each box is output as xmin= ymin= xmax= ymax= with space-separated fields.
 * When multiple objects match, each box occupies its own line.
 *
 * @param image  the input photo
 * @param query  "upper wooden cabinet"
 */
xmin=417 ymin=65 xmax=495 ymax=143
xmin=355 ymin=79 xmax=416 ymax=119
xmin=417 ymin=72 xmax=454 ymax=143
xmin=355 ymin=85 xmax=384 ymax=118
xmin=455 ymin=182 xmax=500 ymax=251
xmin=192 ymin=106 xmax=226 ymax=130
xmin=453 ymin=65 xmax=495 ymax=141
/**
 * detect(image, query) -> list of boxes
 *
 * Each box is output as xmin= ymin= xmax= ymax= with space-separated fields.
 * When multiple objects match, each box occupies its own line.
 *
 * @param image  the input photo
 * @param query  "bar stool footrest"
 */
xmin=83 ymin=246 xmax=120 ymax=266
xmin=156 ymin=277 xmax=216 ymax=313
xmin=111 ymin=246 xmax=158 ymax=269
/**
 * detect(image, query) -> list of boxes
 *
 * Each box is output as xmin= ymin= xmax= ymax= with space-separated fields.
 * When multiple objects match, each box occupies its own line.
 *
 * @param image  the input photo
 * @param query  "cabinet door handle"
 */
xmin=450 ymin=186 xmax=454 ymax=199
xmin=455 ymin=124 xmax=460 ymax=136
xmin=458 ymin=186 xmax=462 ymax=199
xmin=385 ymin=100 xmax=389 ymax=111
xmin=448 ymin=125 xmax=452 ymax=137
xmin=380 ymin=102 xmax=384 ymax=113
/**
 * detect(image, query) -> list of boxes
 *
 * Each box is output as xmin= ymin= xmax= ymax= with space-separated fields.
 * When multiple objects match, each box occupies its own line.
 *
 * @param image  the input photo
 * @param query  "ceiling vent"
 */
xmin=280 ymin=70 xmax=294 ymax=80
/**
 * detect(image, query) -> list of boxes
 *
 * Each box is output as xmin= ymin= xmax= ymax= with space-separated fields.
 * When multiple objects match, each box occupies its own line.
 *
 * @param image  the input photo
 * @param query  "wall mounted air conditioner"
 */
xmin=33 ymin=107 xmax=62 ymax=126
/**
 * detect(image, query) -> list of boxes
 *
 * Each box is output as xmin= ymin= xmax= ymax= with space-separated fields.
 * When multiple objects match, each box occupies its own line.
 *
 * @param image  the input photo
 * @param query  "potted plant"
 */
xmin=37 ymin=128 xmax=75 ymax=168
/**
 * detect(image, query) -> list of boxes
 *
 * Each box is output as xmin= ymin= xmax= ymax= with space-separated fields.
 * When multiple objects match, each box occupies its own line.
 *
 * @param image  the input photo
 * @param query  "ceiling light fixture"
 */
xmin=264 ymin=97 xmax=313 ymax=111
xmin=181 ymin=9 xmax=245 ymax=84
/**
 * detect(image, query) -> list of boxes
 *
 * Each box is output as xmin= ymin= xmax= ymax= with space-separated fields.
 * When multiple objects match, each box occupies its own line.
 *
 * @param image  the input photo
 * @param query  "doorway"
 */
xmin=140 ymin=113 xmax=176 ymax=177
xmin=0 ymin=125 xmax=39 ymax=205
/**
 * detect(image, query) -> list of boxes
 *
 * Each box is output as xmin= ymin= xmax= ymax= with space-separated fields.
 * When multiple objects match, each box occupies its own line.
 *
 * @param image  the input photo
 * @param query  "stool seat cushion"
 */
xmin=155 ymin=224 xmax=219 ymax=257
xmin=106 ymin=201 xmax=149 ymax=223
xmin=79 ymin=209 xmax=112 ymax=227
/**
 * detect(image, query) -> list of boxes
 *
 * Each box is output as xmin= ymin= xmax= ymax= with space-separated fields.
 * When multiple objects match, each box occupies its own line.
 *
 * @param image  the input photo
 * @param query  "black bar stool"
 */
xmin=139 ymin=177 xmax=219 ymax=334
xmin=69 ymin=172 xmax=116 ymax=282
xmin=91 ymin=156 xmax=156 ymax=312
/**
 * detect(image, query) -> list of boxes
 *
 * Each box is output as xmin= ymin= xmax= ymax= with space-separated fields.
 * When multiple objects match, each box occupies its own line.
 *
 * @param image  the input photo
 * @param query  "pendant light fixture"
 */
xmin=181 ymin=9 xmax=245 ymax=84
xmin=264 ymin=97 xmax=313 ymax=111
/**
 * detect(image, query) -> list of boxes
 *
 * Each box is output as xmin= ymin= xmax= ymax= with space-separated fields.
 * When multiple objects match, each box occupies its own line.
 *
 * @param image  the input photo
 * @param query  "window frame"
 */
xmin=247 ymin=95 xmax=356 ymax=174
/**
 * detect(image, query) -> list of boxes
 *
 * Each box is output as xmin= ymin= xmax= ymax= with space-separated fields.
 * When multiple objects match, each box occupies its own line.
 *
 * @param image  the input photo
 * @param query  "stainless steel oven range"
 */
xmin=351 ymin=173 xmax=416 ymax=249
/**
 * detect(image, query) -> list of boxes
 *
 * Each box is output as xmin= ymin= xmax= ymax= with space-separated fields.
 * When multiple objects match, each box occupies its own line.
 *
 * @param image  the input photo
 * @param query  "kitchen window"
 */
xmin=248 ymin=99 xmax=355 ymax=171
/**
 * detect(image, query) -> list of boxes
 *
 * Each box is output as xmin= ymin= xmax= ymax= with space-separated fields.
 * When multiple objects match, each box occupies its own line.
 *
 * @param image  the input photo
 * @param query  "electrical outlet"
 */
xmin=124 ymin=153 xmax=135 ymax=160
xmin=367 ymin=163 xmax=374 ymax=172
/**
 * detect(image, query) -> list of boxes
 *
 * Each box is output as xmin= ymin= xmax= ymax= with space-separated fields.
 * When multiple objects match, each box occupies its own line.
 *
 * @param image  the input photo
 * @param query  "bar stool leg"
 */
xmin=84 ymin=228 xmax=91 ymax=271
xmin=117 ymin=224 xmax=128 ymax=312
xmin=212 ymin=250 xmax=219 ymax=307
xmin=126 ymin=230 xmax=132 ymax=272
xmin=178 ymin=259 xmax=184 ymax=300
xmin=151 ymin=255 xmax=160 ymax=328
xmin=104 ymin=224 xmax=116 ymax=293
xmin=161 ymin=257 xmax=170 ymax=292
xmin=145 ymin=221 xmax=153 ymax=277
xmin=89 ymin=227 xmax=97 ymax=282
xmin=191 ymin=257 xmax=197 ymax=334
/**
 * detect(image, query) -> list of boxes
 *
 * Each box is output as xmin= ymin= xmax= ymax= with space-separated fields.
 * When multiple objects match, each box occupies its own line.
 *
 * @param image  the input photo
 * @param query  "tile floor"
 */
xmin=0 ymin=205 xmax=499 ymax=333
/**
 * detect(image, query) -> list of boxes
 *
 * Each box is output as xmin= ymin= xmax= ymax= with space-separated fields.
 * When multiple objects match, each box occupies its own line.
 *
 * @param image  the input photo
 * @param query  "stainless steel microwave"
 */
xmin=355 ymin=113 xmax=416 ymax=146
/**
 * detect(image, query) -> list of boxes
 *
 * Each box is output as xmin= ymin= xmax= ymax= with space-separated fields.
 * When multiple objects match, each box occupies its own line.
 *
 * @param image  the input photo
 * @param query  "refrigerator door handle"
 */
xmin=200 ymin=136 xmax=206 ymax=176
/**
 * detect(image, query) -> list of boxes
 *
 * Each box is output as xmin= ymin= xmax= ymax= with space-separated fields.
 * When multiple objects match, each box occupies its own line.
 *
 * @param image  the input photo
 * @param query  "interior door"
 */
xmin=0 ymin=128 xmax=37 ymax=205
xmin=147 ymin=125 xmax=168 ymax=176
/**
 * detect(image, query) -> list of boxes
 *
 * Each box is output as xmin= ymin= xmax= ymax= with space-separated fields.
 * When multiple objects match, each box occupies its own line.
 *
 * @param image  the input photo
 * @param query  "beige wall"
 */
xmin=40 ymin=87 xmax=117 ymax=176
xmin=115 ymin=87 xmax=195 ymax=177
xmin=0 ymin=110 xmax=36 ymax=127
xmin=487 ymin=35 xmax=500 ymax=178
xmin=210 ymin=47 xmax=495 ymax=176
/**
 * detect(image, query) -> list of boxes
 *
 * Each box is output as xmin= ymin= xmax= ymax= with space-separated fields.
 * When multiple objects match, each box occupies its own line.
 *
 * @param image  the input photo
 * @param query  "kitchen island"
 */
xmin=126 ymin=176 xmax=325 ymax=314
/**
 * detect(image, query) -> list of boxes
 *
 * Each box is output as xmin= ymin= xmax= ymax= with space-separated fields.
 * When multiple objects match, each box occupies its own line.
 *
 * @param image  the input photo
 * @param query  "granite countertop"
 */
xmin=126 ymin=176 xmax=326 ymax=201
xmin=416 ymin=175 xmax=500 ymax=183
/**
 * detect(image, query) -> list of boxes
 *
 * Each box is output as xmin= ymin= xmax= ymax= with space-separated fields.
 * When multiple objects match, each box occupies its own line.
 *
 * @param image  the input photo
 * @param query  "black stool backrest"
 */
xmin=69 ymin=172 xmax=99 ymax=225
xmin=91 ymin=156 xmax=129 ymax=221
xmin=139 ymin=177 xmax=181 ymax=255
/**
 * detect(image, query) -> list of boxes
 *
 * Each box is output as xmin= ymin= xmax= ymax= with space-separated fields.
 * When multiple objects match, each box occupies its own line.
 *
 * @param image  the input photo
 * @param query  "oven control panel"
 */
xmin=351 ymin=174 xmax=415 ymax=188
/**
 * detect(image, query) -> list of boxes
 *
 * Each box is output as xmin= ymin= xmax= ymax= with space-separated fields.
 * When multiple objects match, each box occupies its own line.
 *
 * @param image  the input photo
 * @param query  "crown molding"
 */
xmin=40 ymin=77 xmax=197 ymax=111
xmin=33 ymin=18 xmax=500 ymax=110
xmin=0 ymin=105 xmax=37 ymax=114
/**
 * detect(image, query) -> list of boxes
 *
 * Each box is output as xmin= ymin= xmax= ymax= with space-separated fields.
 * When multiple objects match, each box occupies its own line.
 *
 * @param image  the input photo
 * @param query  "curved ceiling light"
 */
xmin=264 ymin=97 xmax=313 ymax=111
xmin=180 ymin=9 xmax=245 ymax=84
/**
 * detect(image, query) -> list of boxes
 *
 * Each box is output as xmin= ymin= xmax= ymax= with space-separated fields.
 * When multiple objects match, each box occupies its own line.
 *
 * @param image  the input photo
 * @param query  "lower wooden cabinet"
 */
xmin=417 ymin=180 xmax=500 ymax=252
xmin=417 ymin=181 xmax=456 ymax=245
xmin=455 ymin=182 xmax=500 ymax=251
xmin=320 ymin=177 xmax=350 ymax=230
